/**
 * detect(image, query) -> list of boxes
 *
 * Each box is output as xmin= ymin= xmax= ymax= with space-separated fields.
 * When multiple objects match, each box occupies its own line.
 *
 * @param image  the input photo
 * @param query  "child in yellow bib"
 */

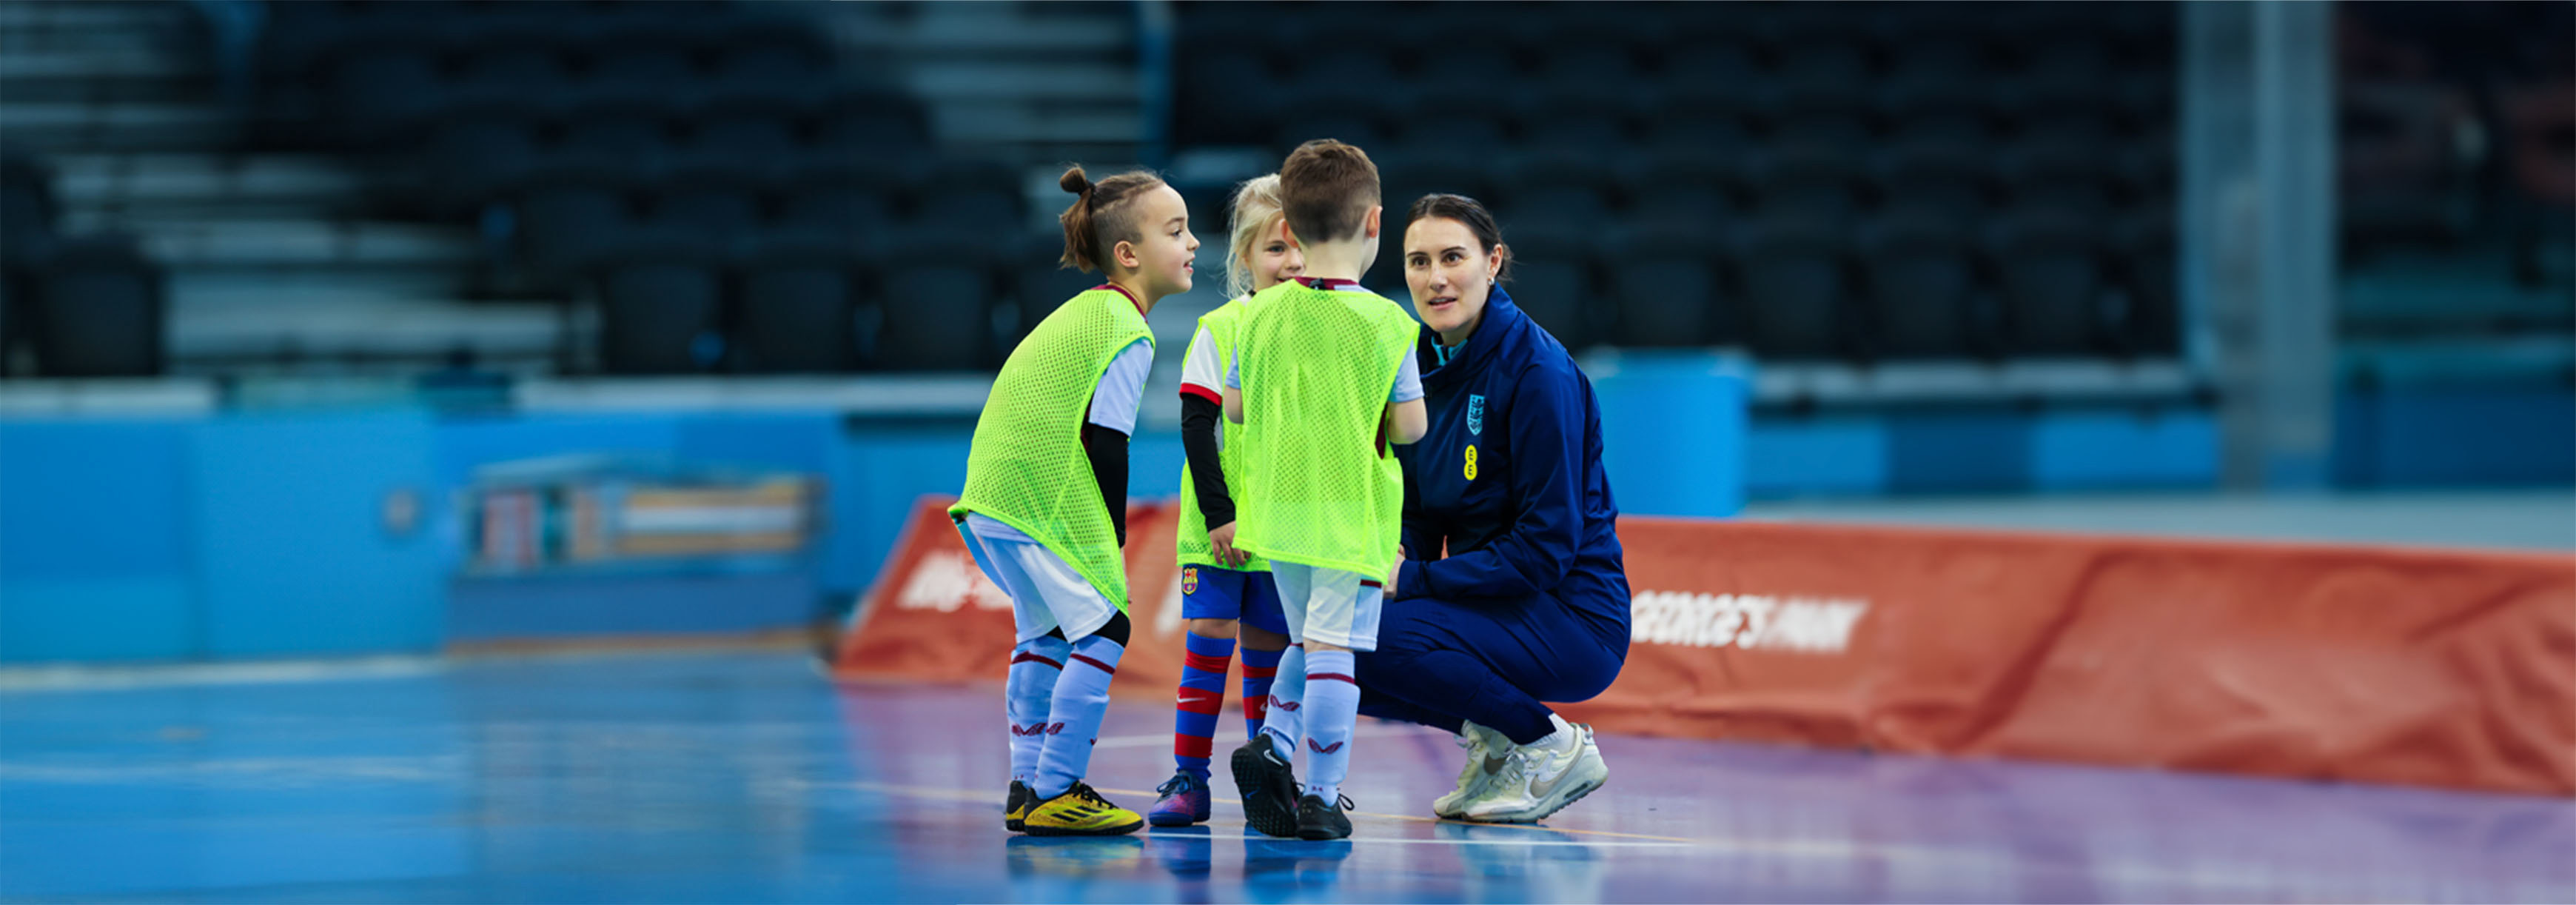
xmin=1148 ymin=174 xmax=1304 ymax=827
xmin=950 ymin=165 xmax=1197 ymax=837
xmin=1222 ymin=140 xmax=1429 ymax=841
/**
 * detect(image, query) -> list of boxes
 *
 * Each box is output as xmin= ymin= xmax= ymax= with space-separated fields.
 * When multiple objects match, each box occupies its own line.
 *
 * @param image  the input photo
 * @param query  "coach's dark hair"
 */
xmin=1406 ymin=193 xmax=1512 ymax=283
xmin=1058 ymin=164 xmax=1167 ymax=274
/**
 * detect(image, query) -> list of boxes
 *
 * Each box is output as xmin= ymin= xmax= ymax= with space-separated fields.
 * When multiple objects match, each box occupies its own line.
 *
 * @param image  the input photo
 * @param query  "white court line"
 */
xmin=812 ymin=781 xmax=1692 ymax=849
xmin=1090 ymin=726 xmax=1420 ymax=750
xmin=0 ymin=656 xmax=443 ymax=692
xmin=812 ymin=778 xmax=2575 ymax=901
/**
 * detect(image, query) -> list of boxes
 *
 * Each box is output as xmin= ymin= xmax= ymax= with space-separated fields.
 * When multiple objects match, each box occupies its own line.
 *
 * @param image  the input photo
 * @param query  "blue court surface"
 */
xmin=2 ymin=649 xmax=2568 ymax=903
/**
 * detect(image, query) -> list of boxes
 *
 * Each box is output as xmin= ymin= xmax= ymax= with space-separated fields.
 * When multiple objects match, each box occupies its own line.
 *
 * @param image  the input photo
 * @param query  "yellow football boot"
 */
xmin=1019 ymin=781 xmax=1144 ymax=836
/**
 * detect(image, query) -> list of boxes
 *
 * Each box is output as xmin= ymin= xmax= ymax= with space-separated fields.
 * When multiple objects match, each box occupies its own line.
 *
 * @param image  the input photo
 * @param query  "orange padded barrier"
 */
xmin=837 ymin=497 xmax=2575 ymax=796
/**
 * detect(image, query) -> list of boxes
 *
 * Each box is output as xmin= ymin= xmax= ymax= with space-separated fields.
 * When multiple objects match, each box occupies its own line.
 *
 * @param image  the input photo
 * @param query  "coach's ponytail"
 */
xmin=1057 ymin=164 xmax=1167 ymax=275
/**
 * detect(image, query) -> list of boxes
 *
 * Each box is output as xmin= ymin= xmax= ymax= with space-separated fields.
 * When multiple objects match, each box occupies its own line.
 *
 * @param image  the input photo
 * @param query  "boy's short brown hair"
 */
xmin=1278 ymin=138 xmax=1380 ymax=246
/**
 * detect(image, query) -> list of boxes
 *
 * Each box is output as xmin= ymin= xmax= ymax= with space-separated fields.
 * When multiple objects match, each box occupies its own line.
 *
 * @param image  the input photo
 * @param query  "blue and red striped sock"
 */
xmin=1238 ymin=645 xmax=1282 ymax=741
xmin=1170 ymin=631 xmax=1233 ymax=780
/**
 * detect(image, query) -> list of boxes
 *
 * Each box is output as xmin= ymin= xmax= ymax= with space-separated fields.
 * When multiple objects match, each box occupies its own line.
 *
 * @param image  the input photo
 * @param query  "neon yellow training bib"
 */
xmin=1175 ymin=298 xmax=1269 ymax=572
xmin=1230 ymin=279 xmax=1418 ymax=580
xmin=951 ymin=287 xmax=1153 ymax=609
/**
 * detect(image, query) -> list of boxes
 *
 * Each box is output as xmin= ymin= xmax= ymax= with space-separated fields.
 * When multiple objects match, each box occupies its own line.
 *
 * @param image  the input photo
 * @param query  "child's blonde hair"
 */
xmin=1223 ymin=173 xmax=1287 ymax=299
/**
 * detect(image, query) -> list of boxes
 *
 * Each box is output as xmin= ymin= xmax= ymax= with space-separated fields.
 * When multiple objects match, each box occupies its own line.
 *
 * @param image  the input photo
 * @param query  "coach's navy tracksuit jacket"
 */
xmin=1357 ymin=286 xmax=1631 ymax=741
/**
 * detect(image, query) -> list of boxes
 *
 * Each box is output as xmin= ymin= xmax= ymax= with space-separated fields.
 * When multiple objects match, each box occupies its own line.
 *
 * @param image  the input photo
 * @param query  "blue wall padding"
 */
xmin=2030 ymin=410 xmax=2222 ymax=489
xmin=1588 ymin=353 xmax=1751 ymax=518
xmin=2336 ymin=388 xmax=2576 ymax=487
xmin=1745 ymin=418 xmax=1888 ymax=498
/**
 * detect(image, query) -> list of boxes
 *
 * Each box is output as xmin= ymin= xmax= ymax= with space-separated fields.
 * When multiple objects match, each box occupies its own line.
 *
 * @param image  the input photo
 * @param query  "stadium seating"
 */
xmin=235 ymin=0 xmax=978 ymax=373
xmin=27 ymin=234 xmax=165 ymax=378
xmin=1170 ymin=0 xmax=2187 ymax=361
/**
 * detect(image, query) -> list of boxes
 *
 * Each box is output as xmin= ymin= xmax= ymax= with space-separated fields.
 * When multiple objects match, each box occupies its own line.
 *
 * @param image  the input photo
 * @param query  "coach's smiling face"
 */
xmin=1405 ymin=216 xmax=1501 ymax=347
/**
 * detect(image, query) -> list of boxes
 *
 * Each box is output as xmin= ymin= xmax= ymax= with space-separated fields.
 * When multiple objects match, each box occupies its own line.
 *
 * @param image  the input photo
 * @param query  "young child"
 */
xmin=1223 ymin=139 xmax=1429 ymax=841
xmin=953 ymin=164 xmax=1197 ymax=836
xmin=1149 ymin=175 xmax=1304 ymax=827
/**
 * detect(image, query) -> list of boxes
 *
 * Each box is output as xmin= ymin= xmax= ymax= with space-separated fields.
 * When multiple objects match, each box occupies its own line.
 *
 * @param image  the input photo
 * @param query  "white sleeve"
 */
xmin=1389 ymin=350 xmax=1423 ymax=403
xmin=1178 ymin=324 xmax=1222 ymax=399
xmin=1086 ymin=339 xmax=1154 ymax=435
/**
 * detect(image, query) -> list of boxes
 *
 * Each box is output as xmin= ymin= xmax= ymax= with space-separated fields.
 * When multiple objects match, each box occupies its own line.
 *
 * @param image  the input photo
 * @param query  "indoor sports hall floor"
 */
xmin=2 ymin=649 xmax=2568 ymax=904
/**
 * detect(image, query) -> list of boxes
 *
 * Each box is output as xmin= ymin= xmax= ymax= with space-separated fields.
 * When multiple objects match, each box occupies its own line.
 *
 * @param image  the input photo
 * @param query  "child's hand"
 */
xmin=1209 ymin=521 xmax=1248 ymax=567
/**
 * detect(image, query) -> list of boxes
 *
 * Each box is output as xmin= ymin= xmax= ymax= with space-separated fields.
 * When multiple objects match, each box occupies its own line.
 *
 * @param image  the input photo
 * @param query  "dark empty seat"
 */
xmin=1731 ymin=216 xmax=1852 ymax=360
xmin=646 ymin=161 xmax=768 ymax=246
xmin=1005 ymin=234 xmax=1101 ymax=348
xmin=734 ymin=232 xmax=865 ymax=373
xmin=1996 ymin=138 xmax=2114 ymax=216
xmin=1858 ymin=207 xmax=1985 ymax=359
xmin=708 ymin=16 xmax=834 ymax=91
xmin=29 ymin=234 xmax=163 ymax=377
xmin=1414 ymin=28 xmax=1517 ymax=84
xmin=1996 ymin=78 xmax=2117 ymax=144
xmin=1876 ymin=75 xmax=1991 ymax=145
xmin=815 ymin=87 xmax=930 ymax=156
xmin=324 ymin=41 xmax=445 ymax=144
xmin=779 ymin=158 xmax=902 ymax=242
xmin=682 ymin=86 xmax=807 ymax=171
xmin=595 ymin=230 xmax=726 ymax=374
xmin=1 ymin=152 xmax=58 ymax=266
xmin=913 ymin=159 xmax=1022 ymax=238
xmin=583 ymin=19 xmax=705 ymax=93
xmin=509 ymin=156 xmax=640 ymax=281
xmin=424 ymin=95 xmax=545 ymax=207
xmin=1515 ymin=85 xmax=1632 ymax=154
xmin=1499 ymin=151 xmax=1622 ymax=232
xmin=1497 ymin=224 xmax=1600 ymax=350
xmin=876 ymin=236 xmax=998 ymax=371
xmin=1882 ymin=41 xmax=1986 ymax=81
xmin=1530 ymin=42 xmax=1639 ymax=84
xmin=2108 ymin=207 xmax=2178 ymax=357
xmin=1662 ymin=39 xmax=1757 ymax=85
xmin=1376 ymin=148 xmax=1496 ymax=217
xmin=1985 ymin=207 xmax=2110 ymax=356
xmin=1605 ymin=227 xmax=1725 ymax=349
xmin=558 ymin=89 xmax=678 ymax=163
xmin=1286 ymin=46 xmax=1400 ymax=95
xmin=1754 ymin=76 xmax=1874 ymax=147
xmin=1771 ymin=39 xmax=1872 ymax=86
xmin=1873 ymin=136 xmax=1990 ymax=221
xmin=1741 ymin=142 xmax=1865 ymax=227
xmin=446 ymin=20 xmax=568 ymax=96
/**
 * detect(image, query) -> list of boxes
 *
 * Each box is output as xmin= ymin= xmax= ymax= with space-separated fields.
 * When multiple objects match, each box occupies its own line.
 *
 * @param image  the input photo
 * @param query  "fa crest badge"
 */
xmin=1466 ymin=394 xmax=1486 ymax=435
xmin=1181 ymin=567 xmax=1198 ymax=596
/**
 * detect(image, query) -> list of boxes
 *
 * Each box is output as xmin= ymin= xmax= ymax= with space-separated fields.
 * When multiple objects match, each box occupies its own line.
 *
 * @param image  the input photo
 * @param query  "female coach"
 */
xmin=1353 ymin=193 xmax=1631 ymax=825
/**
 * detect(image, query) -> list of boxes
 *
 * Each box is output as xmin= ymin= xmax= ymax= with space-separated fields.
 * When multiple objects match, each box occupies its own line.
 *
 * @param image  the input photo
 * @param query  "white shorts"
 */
xmin=960 ymin=513 xmax=1120 ymax=644
xmin=1270 ymin=561 xmax=1383 ymax=652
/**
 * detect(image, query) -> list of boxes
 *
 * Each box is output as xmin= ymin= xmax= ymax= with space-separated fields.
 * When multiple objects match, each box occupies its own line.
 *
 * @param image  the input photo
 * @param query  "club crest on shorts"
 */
xmin=1181 ymin=567 xmax=1198 ymax=595
xmin=1467 ymin=394 xmax=1486 ymax=435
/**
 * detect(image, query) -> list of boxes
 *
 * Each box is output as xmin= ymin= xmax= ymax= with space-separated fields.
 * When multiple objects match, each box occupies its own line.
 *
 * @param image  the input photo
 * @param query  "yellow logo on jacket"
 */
xmin=1463 ymin=444 xmax=1478 ymax=481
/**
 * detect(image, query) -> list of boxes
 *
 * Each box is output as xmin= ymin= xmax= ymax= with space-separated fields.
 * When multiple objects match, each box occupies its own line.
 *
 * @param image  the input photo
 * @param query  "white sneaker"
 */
xmin=1432 ymin=720 xmax=1511 ymax=818
xmin=1458 ymin=720 xmax=1606 ymax=824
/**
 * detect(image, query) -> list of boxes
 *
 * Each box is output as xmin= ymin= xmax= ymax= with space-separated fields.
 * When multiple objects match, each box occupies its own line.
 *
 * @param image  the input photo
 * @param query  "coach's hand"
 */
xmin=1209 ymin=521 xmax=1248 ymax=567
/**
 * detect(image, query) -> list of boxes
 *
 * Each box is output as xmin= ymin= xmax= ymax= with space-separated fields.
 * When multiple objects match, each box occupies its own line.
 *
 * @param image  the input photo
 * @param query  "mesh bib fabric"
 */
xmin=951 ymin=287 xmax=1155 ymax=609
xmin=1175 ymin=299 xmax=1269 ymax=572
xmin=1231 ymin=280 xmax=1419 ymax=579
